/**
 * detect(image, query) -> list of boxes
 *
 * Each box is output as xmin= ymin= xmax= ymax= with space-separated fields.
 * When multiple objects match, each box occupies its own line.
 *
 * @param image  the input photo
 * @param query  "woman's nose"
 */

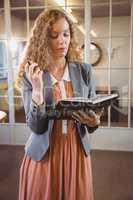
xmin=58 ymin=34 xmax=65 ymax=44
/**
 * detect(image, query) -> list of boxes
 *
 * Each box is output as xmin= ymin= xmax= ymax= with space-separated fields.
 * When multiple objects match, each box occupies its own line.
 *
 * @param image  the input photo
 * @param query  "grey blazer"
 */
xmin=21 ymin=62 xmax=98 ymax=161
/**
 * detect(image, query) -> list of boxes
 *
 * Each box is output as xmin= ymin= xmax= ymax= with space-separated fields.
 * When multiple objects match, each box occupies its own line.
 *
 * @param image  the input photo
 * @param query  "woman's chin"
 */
xmin=55 ymin=53 xmax=67 ymax=58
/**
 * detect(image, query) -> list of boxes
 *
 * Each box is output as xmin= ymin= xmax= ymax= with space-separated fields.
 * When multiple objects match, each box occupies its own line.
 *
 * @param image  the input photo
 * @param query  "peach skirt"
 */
xmin=19 ymin=81 xmax=94 ymax=200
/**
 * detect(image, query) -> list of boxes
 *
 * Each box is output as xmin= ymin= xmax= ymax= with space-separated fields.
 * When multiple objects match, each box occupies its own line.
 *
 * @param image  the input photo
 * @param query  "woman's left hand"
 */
xmin=72 ymin=110 xmax=101 ymax=127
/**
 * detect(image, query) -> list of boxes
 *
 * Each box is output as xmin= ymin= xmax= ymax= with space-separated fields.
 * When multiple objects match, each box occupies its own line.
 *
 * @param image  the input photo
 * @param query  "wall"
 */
xmin=92 ymin=16 xmax=132 ymax=105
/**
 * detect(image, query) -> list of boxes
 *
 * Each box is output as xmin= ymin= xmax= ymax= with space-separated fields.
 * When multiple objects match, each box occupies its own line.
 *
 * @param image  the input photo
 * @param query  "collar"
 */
xmin=50 ymin=64 xmax=70 ymax=85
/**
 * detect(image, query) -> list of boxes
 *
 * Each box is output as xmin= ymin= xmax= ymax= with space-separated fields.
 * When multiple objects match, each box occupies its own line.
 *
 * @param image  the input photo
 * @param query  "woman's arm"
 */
xmin=85 ymin=63 xmax=99 ymax=133
xmin=21 ymin=73 xmax=49 ymax=134
xmin=73 ymin=63 xmax=100 ymax=134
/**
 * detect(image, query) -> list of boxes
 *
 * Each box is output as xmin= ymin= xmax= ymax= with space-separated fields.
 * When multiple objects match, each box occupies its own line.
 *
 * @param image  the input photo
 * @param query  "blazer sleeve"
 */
xmin=21 ymin=73 xmax=49 ymax=134
xmin=80 ymin=62 xmax=99 ymax=134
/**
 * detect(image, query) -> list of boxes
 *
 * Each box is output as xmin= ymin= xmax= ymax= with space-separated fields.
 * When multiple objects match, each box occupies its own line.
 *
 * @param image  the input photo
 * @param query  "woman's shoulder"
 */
xmin=69 ymin=61 xmax=92 ymax=72
xmin=69 ymin=61 xmax=93 ymax=84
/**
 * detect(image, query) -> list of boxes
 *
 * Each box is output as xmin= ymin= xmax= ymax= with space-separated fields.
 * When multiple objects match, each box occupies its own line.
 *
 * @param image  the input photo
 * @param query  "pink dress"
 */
xmin=19 ymin=80 xmax=94 ymax=200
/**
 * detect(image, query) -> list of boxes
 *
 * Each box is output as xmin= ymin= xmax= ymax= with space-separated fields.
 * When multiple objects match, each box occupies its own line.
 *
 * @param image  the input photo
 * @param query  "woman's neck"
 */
xmin=48 ymin=57 xmax=66 ymax=71
xmin=47 ymin=57 xmax=67 ymax=81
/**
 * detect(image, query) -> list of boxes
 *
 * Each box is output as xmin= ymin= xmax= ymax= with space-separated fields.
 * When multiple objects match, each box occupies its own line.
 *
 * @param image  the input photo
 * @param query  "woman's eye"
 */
xmin=49 ymin=33 xmax=58 ymax=39
xmin=49 ymin=32 xmax=70 ymax=39
xmin=64 ymin=32 xmax=70 ymax=37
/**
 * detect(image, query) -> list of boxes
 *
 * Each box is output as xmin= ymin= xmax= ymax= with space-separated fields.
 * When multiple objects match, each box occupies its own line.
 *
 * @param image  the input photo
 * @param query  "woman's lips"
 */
xmin=56 ymin=48 xmax=67 ymax=52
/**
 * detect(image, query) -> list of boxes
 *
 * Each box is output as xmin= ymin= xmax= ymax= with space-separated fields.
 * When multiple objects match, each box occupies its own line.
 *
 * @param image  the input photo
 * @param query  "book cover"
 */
xmin=46 ymin=93 xmax=118 ymax=119
xmin=56 ymin=93 xmax=118 ymax=110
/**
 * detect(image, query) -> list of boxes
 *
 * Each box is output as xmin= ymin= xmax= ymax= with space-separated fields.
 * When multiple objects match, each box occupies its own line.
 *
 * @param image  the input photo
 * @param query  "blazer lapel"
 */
xmin=68 ymin=62 xmax=83 ymax=97
xmin=43 ymin=69 xmax=55 ymax=108
xmin=43 ymin=62 xmax=85 ymax=107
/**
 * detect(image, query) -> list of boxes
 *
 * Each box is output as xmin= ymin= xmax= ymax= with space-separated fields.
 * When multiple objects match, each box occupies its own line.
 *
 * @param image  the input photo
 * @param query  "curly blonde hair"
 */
xmin=16 ymin=8 xmax=82 ymax=87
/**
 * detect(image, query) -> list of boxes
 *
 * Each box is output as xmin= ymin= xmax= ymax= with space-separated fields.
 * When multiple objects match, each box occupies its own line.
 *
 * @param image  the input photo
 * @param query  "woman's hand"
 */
xmin=72 ymin=109 xmax=103 ymax=127
xmin=25 ymin=61 xmax=43 ymax=91
xmin=25 ymin=61 xmax=44 ymax=105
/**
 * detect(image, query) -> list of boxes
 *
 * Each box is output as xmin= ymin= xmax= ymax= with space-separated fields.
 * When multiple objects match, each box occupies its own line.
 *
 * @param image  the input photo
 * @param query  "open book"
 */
xmin=46 ymin=93 xmax=118 ymax=119
xmin=56 ymin=93 xmax=118 ymax=110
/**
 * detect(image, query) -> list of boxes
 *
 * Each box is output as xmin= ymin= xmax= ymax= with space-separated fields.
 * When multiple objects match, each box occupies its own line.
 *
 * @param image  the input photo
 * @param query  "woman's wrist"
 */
xmin=32 ymin=90 xmax=44 ymax=105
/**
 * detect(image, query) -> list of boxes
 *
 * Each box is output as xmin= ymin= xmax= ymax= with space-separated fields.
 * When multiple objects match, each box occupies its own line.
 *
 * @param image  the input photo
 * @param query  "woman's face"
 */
xmin=48 ymin=17 xmax=71 ymax=59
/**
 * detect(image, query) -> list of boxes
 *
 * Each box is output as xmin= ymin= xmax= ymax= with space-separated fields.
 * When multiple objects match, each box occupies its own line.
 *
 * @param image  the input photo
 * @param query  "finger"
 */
xmin=78 ymin=110 xmax=96 ymax=123
xmin=27 ymin=60 xmax=31 ymax=65
xmin=28 ymin=63 xmax=38 ymax=79
xmin=76 ymin=110 xmax=88 ymax=119
xmin=76 ymin=110 xmax=91 ymax=123
xmin=72 ymin=112 xmax=79 ymax=119
xmin=98 ymin=107 xmax=105 ymax=117
xmin=33 ymin=67 xmax=41 ymax=75
xmin=97 ymin=118 xmax=100 ymax=125
xmin=28 ymin=62 xmax=37 ymax=74
xmin=88 ymin=110 xmax=96 ymax=117
xmin=72 ymin=112 xmax=83 ymax=123
xmin=31 ymin=63 xmax=38 ymax=74
xmin=25 ymin=63 xmax=29 ymax=74
xmin=39 ymin=70 xmax=43 ymax=77
xmin=72 ymin=114 xmax=80 ymax=122
xmin=73 ymin=112 xmax=96 ymax=126
xmin=73 ymin=110 xmax=94 ymax=123
xmin=82 ymin=113 xmax=97 ymax=125
xmin=81 ymin=110 xmax=100 ymax=126
xmin=73 ymin=110 xmax=101 ymax=126
xmin=73 ymin=111 xmax=100 ymax=126
xmin=89 ymin=110 xmax=99 ymax=120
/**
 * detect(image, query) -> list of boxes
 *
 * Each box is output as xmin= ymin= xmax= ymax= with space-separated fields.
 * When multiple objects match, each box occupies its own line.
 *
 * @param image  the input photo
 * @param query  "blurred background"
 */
xmin=0 ymin=1 xmax=133 ymax=199
xmin=0 ymin=0 xmax=133 ymax=128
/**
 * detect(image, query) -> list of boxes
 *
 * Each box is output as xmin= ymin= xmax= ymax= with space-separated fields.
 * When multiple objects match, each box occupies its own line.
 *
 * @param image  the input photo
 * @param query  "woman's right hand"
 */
xmin=25 ymin=61 xmax=44 ymax=105
xmin=25 ymin=61 xmax=43 ymax=91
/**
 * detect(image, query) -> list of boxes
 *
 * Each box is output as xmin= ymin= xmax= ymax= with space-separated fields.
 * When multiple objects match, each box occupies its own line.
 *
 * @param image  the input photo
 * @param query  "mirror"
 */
xmin=81 ymin=42 xmax=102 ymax=66
xmin=90 ymin=42 xmax=102 ymax=66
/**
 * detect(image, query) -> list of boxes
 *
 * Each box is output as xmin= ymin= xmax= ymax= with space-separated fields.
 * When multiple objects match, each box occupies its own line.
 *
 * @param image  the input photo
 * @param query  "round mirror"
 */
xmin=81 ymin=42 xmax=102 ymax=66
xmin=90 ymin=42 xmax=102 ymax=66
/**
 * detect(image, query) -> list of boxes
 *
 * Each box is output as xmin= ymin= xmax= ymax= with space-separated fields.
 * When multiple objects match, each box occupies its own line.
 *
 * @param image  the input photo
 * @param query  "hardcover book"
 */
xmin=46 ymin=93 xmax=118 ymax=119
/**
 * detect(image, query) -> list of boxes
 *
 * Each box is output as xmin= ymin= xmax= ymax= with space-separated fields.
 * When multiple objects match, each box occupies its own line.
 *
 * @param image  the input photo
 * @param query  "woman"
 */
xmin=17 ymin=9 xmax=101 ymax=200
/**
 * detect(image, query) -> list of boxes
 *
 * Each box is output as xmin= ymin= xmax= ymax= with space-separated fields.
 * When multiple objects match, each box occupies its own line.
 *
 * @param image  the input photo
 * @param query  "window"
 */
xmin=0 ymin=0 xmax=132 ymax=130
xmin=91 ymin=0 xmax=132 ymax=128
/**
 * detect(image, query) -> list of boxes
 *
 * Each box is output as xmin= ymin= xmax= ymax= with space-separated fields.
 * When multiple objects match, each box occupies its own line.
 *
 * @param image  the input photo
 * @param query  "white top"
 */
xmin=50 ymin=64 xmax=70 ymax=134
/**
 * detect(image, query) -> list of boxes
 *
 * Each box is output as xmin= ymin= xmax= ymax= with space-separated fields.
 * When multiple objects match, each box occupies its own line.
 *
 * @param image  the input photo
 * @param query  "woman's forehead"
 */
xmin=51 ymin=18 xmax=70 ymax=32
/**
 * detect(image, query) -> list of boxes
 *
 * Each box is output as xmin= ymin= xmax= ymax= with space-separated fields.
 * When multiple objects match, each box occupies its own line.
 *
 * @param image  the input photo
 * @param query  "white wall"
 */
xmin=92 ymin=16 xmax=132 ymax=107
xmin=11 ymin=15 xmax=27 ymax=38
xmin=0 ymin=124 xmax=133 ymax=152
